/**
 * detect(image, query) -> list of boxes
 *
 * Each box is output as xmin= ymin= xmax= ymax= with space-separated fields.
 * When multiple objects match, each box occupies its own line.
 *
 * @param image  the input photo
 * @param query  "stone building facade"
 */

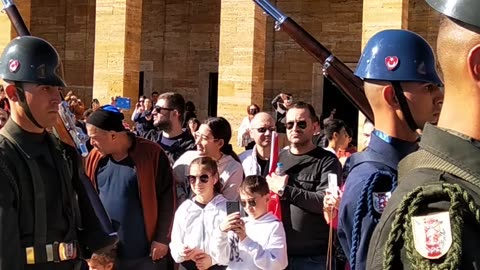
xmin=0 ymin=0 xmax=440 ymax=147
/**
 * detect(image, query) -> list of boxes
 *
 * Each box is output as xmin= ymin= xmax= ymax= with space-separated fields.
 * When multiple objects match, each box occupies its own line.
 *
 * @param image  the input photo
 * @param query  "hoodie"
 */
xmin=213 ymin=212 xmax=288 ymax=270
xmin=173 ymin=151 xmax=244 ymax=203
xmin=169 ymin=194 xmax=230 ymax=266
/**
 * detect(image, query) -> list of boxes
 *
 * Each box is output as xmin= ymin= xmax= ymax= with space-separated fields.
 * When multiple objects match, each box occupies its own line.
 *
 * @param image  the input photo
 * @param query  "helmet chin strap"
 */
xmin=14 ymin=82 xmax=44 ymax=129
xmin=391 ymin=82 xmax=419 ymax=132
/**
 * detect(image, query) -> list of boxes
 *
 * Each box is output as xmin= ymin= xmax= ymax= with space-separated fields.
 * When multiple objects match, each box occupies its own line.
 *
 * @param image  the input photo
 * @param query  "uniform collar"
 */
xmin=420 ymin=123 xmax=480 ymax=177
xmin=2 ymin=119 xmax=50 ymax=158
xmin=368 ymin=130 xmax=418 ymax=164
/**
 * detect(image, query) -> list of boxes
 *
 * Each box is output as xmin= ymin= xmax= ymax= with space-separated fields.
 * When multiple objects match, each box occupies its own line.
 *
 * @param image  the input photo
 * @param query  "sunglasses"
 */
xmin=286 ymin=121 xmax=307 ymax=130
xmin=187 ymin=174 xmax=210 ymax=184
xmin=254 ymin=127 xmax=276 ymax=133
xmin=240 ymin=198 xmax=257 ymax=208
xmin=154 ymin=105 xmax=174 ymax=112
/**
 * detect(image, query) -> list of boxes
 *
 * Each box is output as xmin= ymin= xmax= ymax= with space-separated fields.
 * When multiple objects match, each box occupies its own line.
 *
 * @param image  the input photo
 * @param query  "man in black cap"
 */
xmin=0 ymin=35 xmax=116 ymax=270
xmin=367 ymin=1 xmax=480 ymax=269
xmin=85 ymin=105 xmax=176 ymax=270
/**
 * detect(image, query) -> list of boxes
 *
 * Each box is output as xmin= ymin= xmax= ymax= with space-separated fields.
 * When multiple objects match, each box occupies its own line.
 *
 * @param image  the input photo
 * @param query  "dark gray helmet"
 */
xmin=425 ymin=0 xmax=480 ymax=28
xmin=0 ymin=36 xmax=66 ymax=87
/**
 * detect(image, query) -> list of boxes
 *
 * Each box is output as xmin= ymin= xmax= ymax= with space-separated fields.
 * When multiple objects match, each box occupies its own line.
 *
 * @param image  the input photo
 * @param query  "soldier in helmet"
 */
xmin=337 ymin=29 xmax=444 ymax=270
xmin=0 ymin=36 xmax=116 ymax=270
xmin=366 ymin=1 xmax=480 ymax=269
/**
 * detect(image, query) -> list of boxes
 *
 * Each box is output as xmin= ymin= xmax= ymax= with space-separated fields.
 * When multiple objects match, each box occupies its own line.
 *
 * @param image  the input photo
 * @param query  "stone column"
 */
xmin=358 ymin=0 xmax=409 ymax=146
xmin=217 ymin=0 xmax=267 ymax=152
xmin=92 ymin=0 xmax=143 ymax=115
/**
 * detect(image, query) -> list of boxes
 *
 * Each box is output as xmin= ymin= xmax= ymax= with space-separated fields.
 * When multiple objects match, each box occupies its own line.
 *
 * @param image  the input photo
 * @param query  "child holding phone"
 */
xmin=213 ymin=175 xmax=288 ymax=270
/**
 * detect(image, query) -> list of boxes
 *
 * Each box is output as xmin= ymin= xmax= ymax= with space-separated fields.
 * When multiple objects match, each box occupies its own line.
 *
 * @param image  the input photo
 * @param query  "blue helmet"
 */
xmin=354 ymin=29 xmax=442 ymax=86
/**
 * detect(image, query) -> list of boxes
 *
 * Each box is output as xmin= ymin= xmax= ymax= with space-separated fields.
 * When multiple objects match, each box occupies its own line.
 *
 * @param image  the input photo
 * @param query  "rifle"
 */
xmin=253 ymin=0 xmax=374 ymax=123
xmin=1 ymin=0 xmax=117 ymax=238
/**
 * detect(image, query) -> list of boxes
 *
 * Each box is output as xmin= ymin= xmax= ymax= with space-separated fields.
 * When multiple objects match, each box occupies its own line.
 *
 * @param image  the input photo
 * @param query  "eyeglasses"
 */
xmin=154 ymin=105 xmax=174 ymax=113
xmin=187 ymin=174 xmax=210 ymax=184
xmin=253 ymin=127 xmax=276 ymax=133
xmin=240 ymin=198 xmax=258 ymax=208
xmin=286 ymin=121 xmax=307 ymax=130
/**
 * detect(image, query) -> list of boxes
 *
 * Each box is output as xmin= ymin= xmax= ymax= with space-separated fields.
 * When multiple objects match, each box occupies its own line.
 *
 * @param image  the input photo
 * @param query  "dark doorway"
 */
xmin=139 ymin=71 xmax=145 ymax=97
xmin=321 ymin=77 xmax=359 ymax=145
xmin=208 ymin=72 xmax=218 ymax=117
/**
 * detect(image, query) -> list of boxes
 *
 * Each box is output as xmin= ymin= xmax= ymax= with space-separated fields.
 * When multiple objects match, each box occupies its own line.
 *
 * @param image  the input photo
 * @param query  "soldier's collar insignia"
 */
xmin=412 ymin=211 xmax=452 ymax=260
xmin=373 ymin=191 xmax=391 ymax=214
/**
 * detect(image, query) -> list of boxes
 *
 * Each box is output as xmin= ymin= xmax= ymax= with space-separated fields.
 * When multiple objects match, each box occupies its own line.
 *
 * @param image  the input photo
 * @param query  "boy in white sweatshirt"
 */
xmin=212 ymin=175 xmax=288 ymax=270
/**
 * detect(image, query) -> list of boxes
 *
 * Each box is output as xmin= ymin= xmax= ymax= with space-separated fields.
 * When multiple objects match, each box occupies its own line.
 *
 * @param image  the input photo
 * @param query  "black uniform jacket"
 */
xmin=0 ymin=120 xmax=112 ymax=270
xmin=367 ymin=123 xmax=480 ymax=269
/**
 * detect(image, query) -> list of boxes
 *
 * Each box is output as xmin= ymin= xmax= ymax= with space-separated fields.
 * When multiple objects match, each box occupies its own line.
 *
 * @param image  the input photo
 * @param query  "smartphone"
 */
xmin=116 ymin=97 xmax=131 ymax=110
xmin=327 ymin=173 xmax=339 ymax=193
xmin=226 ymin=201 xmax=240 ymax=215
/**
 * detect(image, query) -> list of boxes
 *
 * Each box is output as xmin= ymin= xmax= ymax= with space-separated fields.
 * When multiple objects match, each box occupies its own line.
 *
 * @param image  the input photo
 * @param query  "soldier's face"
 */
xmin=402 ymin=82 xmax=444 ymax=128
xmin=23 ymin=83 xmax=62 ymax=128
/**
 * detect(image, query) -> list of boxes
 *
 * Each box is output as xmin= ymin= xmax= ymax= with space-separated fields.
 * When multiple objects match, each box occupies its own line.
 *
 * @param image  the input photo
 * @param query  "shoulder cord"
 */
xmin=350 ymin=169 xmax=397 ymax=269
xmin=383 ymin=183 xmax=480 ymax=270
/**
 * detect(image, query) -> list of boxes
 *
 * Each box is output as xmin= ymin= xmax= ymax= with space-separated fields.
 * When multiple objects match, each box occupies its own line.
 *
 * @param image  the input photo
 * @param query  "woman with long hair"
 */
xmin=170 ymin=157 xmax=229 ymax=270
xmin=174 ymin=117 xmax=243 ymax=203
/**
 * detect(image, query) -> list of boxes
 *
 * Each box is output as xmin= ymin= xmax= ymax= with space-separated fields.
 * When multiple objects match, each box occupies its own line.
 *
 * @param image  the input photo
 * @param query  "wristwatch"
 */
xmin=277 ymin=184 xmax=286 ymax=197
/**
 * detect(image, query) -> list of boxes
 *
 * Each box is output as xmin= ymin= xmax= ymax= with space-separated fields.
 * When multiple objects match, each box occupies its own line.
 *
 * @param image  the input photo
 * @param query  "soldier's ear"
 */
xmin=4 ymin=84 xmax=19 ymax=102
xmin=382 ymin=84 xmax=399 ymax=109
xmin=467 ymin=44 xmax=480 ymax=83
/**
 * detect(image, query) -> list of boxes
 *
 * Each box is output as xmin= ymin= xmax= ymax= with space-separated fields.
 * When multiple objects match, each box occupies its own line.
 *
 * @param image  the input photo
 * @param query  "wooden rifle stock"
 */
xmin=253 ymin=0 xmax=374 ymax=122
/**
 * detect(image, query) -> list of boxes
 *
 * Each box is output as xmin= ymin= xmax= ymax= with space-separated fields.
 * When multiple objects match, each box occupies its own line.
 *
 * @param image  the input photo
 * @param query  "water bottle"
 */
xmin=275 ymin=162 xmax=285 ymax=176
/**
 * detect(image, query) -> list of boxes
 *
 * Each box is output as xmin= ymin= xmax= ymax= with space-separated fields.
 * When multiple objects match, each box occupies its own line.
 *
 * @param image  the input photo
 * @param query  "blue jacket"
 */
xmin=337 ymin=131 xmax=417 ymax=270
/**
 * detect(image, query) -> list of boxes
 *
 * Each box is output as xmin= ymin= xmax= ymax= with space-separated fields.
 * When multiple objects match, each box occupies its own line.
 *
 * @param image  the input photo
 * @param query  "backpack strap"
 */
xmin=347 ymin=151 xmax=398 ymax=269
xmin=383 ymin=149 xmax=480 ymax=270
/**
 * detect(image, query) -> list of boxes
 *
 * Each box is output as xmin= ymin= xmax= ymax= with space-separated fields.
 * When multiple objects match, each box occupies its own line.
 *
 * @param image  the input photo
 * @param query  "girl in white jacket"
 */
xmin=213 ymin=175 xmax=288 ymax=270
xmin=170 ymin=157 xmax=230 ymax=270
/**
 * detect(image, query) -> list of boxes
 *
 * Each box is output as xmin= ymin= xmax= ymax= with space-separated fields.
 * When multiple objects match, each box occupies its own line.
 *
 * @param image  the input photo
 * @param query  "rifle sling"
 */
xmin=0 ymin=128 xmax=48 ymax=263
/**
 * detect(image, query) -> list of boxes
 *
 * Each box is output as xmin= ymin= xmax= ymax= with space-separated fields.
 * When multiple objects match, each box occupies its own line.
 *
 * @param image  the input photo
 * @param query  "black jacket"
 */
xmin=0 ymin=120 xmax=114 ymax=270
xmin=144 ymin=129 xmax=196 ymax=163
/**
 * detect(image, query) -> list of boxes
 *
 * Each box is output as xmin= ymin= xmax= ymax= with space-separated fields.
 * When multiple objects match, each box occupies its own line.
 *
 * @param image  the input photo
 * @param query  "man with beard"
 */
xmin=145 ymin=92 xmax=196 ymax=164
xmin=238 ymin=112 xmax=276 ymax=177
xmin=266 ymin=102 xmax=343 ymax=269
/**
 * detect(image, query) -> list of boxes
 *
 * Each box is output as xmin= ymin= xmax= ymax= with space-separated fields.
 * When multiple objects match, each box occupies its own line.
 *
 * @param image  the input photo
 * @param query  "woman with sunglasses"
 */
xmin=170 ymin=157 xmax=229 ymax=270
xmin=173 ymin=117 xmax=244 ymax=203
xmin=213 ymin=175 xmax=288 ymax=270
